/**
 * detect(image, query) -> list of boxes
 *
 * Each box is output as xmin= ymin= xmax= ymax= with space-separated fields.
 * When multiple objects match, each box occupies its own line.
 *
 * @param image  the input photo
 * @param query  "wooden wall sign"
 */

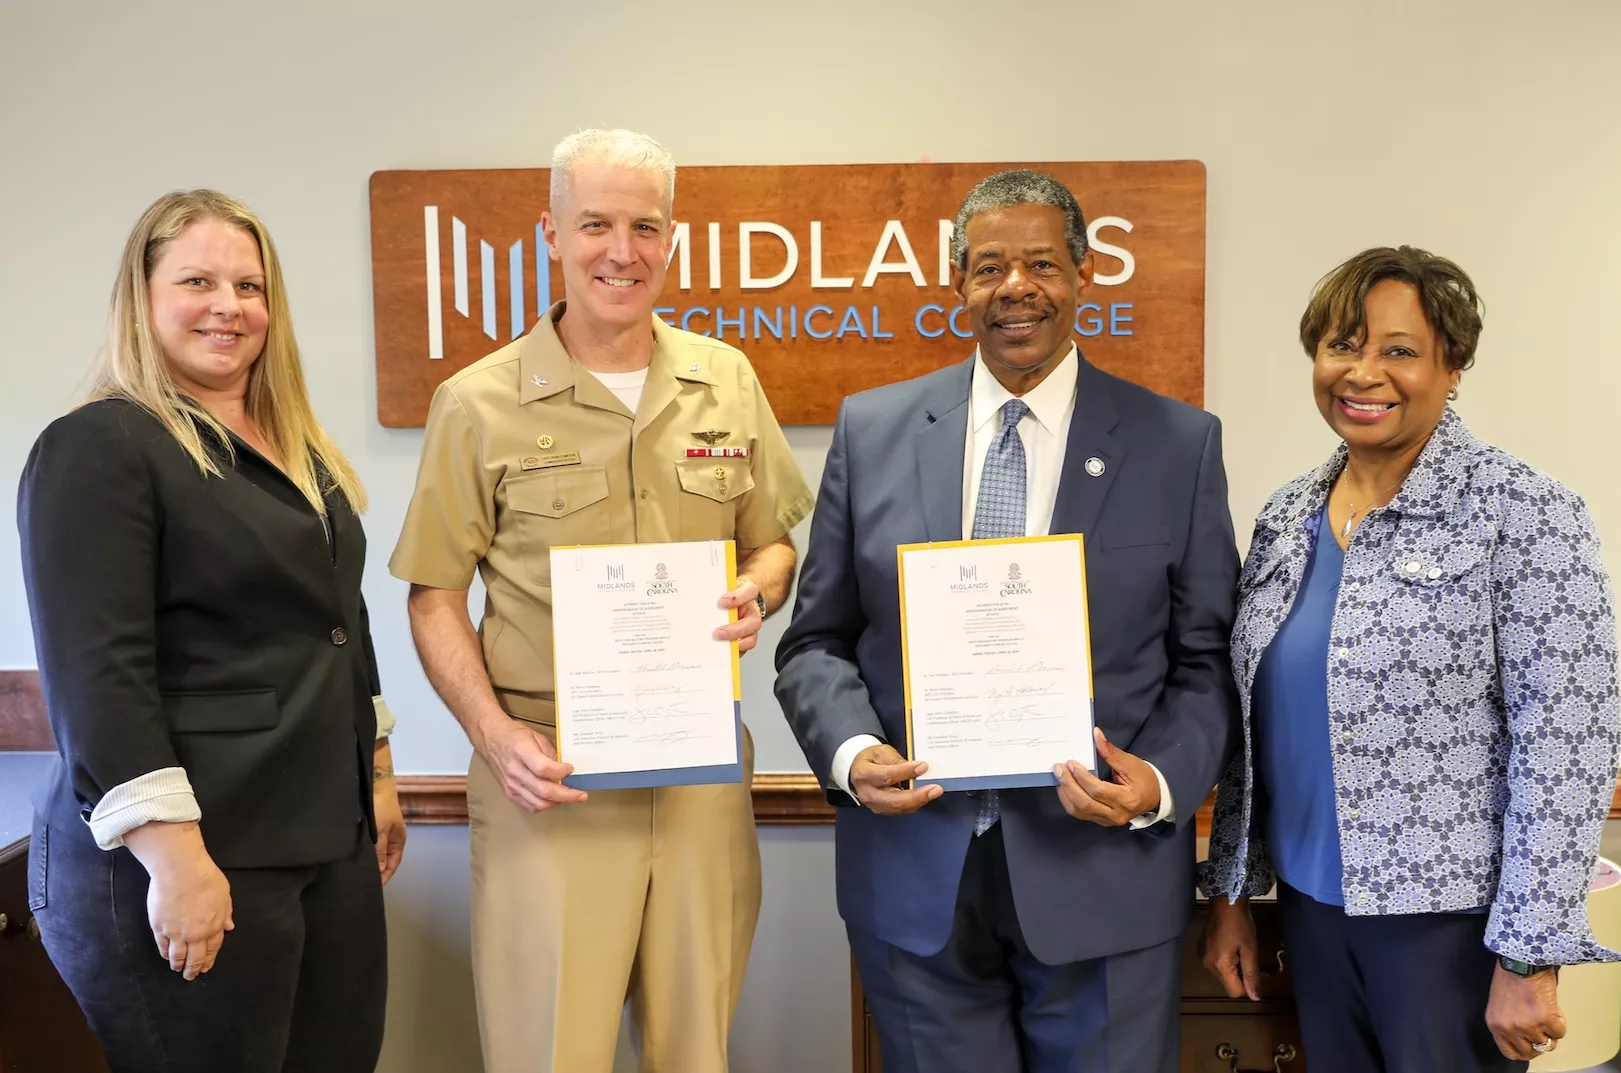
xmin=369 ymin=161 xmax=1206 ymax=427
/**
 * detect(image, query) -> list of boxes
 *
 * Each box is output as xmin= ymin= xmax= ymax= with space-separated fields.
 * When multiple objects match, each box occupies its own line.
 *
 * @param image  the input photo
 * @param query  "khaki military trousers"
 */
xmin=467 ymin=707 xmax=760 ymax=1073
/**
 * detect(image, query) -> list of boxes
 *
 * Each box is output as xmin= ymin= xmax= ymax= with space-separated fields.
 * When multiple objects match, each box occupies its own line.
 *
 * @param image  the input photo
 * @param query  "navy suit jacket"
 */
xmin=774 ymin=353 xmax=1240 ymax=964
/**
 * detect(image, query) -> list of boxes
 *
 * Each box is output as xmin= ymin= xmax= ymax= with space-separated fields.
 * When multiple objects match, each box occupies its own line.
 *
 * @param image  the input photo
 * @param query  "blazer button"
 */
xmin=331 ymin=627 xmax=349 ymax=646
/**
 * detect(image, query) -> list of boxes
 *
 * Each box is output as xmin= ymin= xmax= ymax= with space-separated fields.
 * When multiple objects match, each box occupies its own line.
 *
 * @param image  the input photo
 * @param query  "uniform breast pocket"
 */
xmin=504 ymin=468 xmax=613 ymax=582
xmin=675 ymin=458 xmax=755 ymax=542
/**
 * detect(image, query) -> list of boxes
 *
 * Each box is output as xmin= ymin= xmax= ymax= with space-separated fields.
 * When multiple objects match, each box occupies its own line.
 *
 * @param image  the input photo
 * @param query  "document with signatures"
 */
xmin=898 ymin=534 xmax=1094 ymax=790
xmin=550 ymin=540 xmax=743 ymax=789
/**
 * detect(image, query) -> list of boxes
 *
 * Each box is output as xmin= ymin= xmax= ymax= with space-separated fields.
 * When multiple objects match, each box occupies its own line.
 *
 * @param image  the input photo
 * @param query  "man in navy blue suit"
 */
xmin=774 ymin=170 xmax=1240 ymax=1072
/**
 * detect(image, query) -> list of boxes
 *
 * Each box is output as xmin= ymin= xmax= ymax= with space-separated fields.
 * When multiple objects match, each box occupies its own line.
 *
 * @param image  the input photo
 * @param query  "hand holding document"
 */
xmin=550 ymin=540 xmax=743 ymax=789
xmin=898 ymin=535 xmax=1094 ymax=789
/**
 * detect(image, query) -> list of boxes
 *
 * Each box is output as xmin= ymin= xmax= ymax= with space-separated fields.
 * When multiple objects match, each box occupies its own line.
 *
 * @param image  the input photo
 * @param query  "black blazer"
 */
xmin=18 ymin=398 xmax=379 ymax=869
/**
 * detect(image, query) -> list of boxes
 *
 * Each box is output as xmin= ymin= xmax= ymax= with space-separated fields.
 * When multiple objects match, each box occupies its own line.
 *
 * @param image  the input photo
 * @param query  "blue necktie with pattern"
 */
xmin=968 ymin=397 xmax=1030 ymax=836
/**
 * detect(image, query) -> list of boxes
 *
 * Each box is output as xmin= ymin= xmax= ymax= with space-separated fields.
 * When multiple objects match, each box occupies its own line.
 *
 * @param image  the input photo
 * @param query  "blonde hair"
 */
xmin=550 ymin=128 xmax=676 ymax=218
xmin=87 ymin=189 xmax=365 ymax=514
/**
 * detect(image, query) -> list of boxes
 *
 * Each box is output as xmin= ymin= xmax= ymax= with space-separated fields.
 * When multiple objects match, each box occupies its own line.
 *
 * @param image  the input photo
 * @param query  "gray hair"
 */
xmin=951 ymin=169 xmax=1088 ymax=272
xmin=549 ymin=128 xmax=676 ymax=217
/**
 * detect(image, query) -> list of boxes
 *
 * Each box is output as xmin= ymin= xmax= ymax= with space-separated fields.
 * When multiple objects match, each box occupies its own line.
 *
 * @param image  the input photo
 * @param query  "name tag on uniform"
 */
xmin=521 ymin=451 xmax=582 ymax=471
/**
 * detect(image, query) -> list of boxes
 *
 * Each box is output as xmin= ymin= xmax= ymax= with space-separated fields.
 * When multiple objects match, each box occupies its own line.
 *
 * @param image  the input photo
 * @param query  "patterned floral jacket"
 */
xmin=1198 ymin=410 xmax=1621 ymax=963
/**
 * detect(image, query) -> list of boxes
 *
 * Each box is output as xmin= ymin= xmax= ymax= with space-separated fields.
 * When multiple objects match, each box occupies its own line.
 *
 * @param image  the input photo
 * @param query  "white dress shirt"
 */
xmin=960 ymin=342 xmax=1079 ymax=541
xmin=829 ymin=346 xmax=1174 ymax=828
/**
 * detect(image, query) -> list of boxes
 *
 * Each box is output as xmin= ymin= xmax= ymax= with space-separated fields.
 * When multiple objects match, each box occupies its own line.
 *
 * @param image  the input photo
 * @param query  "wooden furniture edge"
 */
xmin=8 ymin=671 xmax=1621 ymax=827
xmin=401 ymin=775 xmax=1621 ymax=830
xmin=399 ymin=771 xmax=839 ymax=825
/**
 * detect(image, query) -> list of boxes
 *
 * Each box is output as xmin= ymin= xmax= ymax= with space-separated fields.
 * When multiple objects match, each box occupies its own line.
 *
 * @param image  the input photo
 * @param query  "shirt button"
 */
xmin=1358 ymin=892 xmax=1370 ymax=904
xmin=331 ymin=628 xmax=348 ymax=646
xmin=1337 ymin=647 xmax=1351 ymax=661
xmin=1342 ymin=730 xmax=1353 ymax=744
xmin=639 ymin=489 xmax=650 ymax=500
xmin=1347 ymin=582 xmax=1360 ymax=594
xmin=552 ymin=498 xmax=566 ymax=511
xmin=1348 ymin=808 xmax=1360 ymax=820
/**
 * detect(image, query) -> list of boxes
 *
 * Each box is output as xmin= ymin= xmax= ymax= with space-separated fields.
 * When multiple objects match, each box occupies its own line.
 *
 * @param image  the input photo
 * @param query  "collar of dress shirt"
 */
xmin=970 ymin=343 xmax=1079 ymax=435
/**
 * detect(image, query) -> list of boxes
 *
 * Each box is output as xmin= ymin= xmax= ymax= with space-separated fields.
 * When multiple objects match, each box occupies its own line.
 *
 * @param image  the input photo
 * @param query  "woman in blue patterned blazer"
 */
xmin=1199 ymin=246 xmax=1620 ymax=1072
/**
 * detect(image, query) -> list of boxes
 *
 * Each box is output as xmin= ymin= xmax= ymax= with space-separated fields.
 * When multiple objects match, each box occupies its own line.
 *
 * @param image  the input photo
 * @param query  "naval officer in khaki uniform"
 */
xmin=390 ymin=129 xmax=813 ymax=1073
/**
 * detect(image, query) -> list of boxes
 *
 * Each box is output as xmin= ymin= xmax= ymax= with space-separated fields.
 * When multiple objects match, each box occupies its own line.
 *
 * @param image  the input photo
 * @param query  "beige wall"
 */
xmin=3 ymin=1 xmax=1618 ymax=1070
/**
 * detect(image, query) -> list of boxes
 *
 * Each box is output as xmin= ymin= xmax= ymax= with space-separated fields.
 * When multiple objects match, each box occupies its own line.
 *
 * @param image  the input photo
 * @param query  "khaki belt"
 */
xmin=492 ymin=688 xmax=556 ymax=728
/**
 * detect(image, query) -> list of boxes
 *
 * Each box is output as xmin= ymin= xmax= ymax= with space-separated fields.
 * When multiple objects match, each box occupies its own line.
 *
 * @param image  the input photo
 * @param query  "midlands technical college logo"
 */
xmin=369 ymin=162 xmax=1207 ymax=428
xmin=597 ymin=563 xmax=634 ymax=592
xmin=416 ymin=204 xmax=1145 ymax=364
xmin=419 ymin=207 xmax=552 ymax=360
xmin=950 ymin=563 xmax=988 ymax=592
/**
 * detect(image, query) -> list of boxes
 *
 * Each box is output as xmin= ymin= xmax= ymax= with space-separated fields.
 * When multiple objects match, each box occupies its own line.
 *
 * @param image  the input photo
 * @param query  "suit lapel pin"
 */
xmin=1085 ymin=457 xmax=1106 ymax=477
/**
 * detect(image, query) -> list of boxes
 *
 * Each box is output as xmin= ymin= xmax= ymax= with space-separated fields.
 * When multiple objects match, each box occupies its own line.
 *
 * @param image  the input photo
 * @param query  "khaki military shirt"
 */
xmin=389 ymin=302 xmax=814 ymax=700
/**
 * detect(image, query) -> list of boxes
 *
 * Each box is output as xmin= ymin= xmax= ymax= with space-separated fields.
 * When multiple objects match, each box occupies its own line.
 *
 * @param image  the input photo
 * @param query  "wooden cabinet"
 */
xmin=852 ymin=900 xmax=1305 ymax=1072
xmin=1179 ymin=900 xmax=1305 ymax=1071
xmin=0 ymin=839 xmax=109 ymax=1073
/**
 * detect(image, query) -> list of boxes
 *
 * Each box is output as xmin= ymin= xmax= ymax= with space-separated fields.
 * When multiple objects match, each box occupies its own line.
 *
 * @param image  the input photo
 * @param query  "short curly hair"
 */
xmin=951 ymin=169 xmax=1088 ymax=273
xmin=1299 ymin=246 xmax=1484 ymax=372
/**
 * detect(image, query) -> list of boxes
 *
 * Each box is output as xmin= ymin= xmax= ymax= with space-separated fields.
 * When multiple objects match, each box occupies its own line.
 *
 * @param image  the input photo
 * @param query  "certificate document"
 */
xmin=550 ymin=540 xmax=743 ymax=789
xmin=898 ymin=534 xmax=1094 ymax=790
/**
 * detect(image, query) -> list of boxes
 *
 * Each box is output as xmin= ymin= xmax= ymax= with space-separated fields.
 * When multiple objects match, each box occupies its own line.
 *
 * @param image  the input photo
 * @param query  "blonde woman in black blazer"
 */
xmin=18 ymin=189 xmax=404 ymax=1073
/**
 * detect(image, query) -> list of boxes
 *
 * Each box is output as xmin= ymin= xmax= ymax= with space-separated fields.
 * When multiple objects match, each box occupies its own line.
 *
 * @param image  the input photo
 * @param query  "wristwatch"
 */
xmin=1498 ymin=955 xmax=1559 ymax=977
